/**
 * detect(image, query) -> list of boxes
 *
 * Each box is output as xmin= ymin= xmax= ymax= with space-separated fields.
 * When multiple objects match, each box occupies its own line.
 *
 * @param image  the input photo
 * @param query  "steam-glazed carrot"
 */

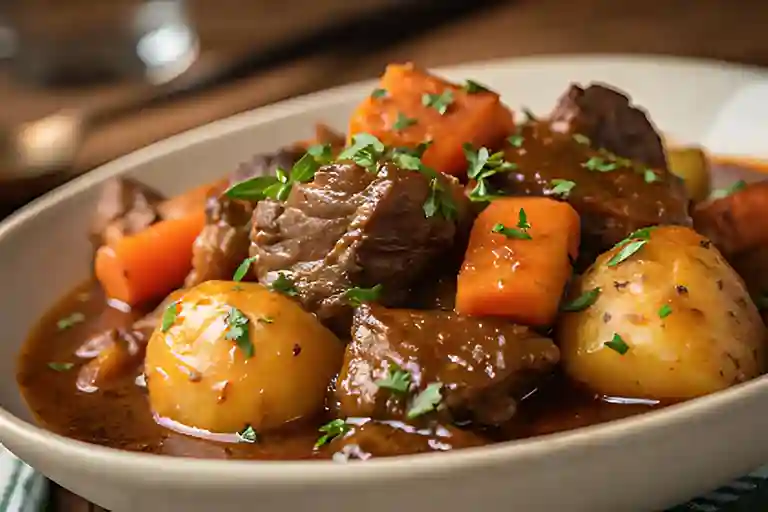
xmin=456 ymin=197 xmax=581 ymax=326
xmin=347 ymin=63 xmax=515 ymax=176
xmin=94 ymin=211 xmax=205 ymax=306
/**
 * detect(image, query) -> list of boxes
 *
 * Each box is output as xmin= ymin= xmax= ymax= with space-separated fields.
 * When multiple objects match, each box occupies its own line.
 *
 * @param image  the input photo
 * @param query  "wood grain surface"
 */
xmin=12 ymin=0 xmax=766 ymax=509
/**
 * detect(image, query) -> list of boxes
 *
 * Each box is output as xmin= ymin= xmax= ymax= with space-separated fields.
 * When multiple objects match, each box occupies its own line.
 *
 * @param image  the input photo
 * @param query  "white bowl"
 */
xmin=1 ymin=55 xmax=767 ymax=512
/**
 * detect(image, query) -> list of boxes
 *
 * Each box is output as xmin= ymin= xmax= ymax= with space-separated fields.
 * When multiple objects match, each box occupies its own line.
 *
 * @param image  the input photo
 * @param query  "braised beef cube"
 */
xmin=250 ymin=162 xmax=468 ymax=329
xmin=335 ymin=304 xmax=559 ymax=425
xmin=89 ymin=177 xmax=164 ymax=249
xmin=185 ymin=148 xmax=305 ymax=286
xmin=549 ymin=83 xmax=668 ymax=171
xmin=322 ymin=418 xmax=485 ymax=461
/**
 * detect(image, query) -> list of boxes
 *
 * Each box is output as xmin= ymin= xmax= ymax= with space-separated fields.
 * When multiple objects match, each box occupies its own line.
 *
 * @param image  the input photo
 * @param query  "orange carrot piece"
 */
xmin=156 ymin=179 xmax=227 ymax=221
xmin=348 ymin=63 xmax=515 ymax=177
xmin=94 ymin=211 xmax=205 ymax=306
xmin=456 ymin=197 xmax=581 ymax=326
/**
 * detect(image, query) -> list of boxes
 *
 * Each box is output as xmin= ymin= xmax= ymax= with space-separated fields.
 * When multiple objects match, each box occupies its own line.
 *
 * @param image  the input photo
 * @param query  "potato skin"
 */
xmin=145 ymin=281 xmax=343 ymax=434
xmin=558 ymin=226 xmax=766 ymax=400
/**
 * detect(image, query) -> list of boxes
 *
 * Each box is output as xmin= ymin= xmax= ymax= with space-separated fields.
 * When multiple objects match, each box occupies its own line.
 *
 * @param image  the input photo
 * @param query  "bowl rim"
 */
xmin=3 ymin=53 xmax=768 ymax=485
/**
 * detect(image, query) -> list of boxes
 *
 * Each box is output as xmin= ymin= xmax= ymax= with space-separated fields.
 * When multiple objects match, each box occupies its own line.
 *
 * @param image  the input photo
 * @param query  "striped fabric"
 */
xmin=0 ymin=445 xmax=764 ymax=511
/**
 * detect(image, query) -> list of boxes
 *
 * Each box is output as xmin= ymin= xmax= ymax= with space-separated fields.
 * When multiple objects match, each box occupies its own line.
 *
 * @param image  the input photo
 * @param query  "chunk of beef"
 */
xmin=321 ymin=418 xmax=486 ymax=461
xmin=250 ymin=162 xmax=469 ymax=330
xmin=549 ymin=83 xmax=667 ymax=171
xmin=490 ymin=121 xmax=690 ymax=260
xmin=335 ymin=304 xmax=560 ymax=425
xmin=185 ymin=148 xmax=305 ymax=287
xmin=89 ymin=177 xmax=164 ymax=249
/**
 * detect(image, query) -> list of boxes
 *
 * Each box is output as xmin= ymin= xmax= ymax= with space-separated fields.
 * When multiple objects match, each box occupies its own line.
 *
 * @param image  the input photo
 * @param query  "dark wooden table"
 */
xmin=10 ymin=0 xmax=765 ymax=509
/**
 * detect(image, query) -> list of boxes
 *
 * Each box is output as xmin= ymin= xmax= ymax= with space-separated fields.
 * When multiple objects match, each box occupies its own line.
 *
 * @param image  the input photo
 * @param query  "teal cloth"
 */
xmin=0 ymin=444 xmax=764 ymax=511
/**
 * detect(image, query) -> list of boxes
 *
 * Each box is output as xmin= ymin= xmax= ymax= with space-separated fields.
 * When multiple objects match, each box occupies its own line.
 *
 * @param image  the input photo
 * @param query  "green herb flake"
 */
xmin=224 ymin=175 xmax=281 ymax=201
xmin=290 ymin=152 xmax=321 ymax=183
xmin=344 ymin=284 xmax=383 ymax=307
xmin=423 ymin=177 xmax=458 ymax=220
xmin=370 ymin=88 xmax=387 ymax=99
xmin=407 ymin=382 xmax=444 ymax=419
xmin=57 ymin=312 xmax=85 ymax=330
xmin=374 ymin=364 xmax=411 ymax=394
xmin=491 ymin=212 xmax=532 ymax=240
xmin=658 ymin=304 xmax=672 ymax=319
xmin=161 ymin=302 xmax=181 ymax=332
xmin=462 ymin=79 xmax=492 ymax=94
xmin=237 ymin=425 xmax=258 ymax=443
xmin=562 ymin=287 xmax=601 ymax=312
xmin=463 ymin=144 xmax=491 ymax=180
xmin=271 ymin=273 xmax=299 ymax=297
xmin=572 ymin=133 xmax=591 ymax=145
xmin=314 ymin=419 xmax=351 ymax=449
xmin=422 ymin=90 xmax=454 ymax=115
xmin=604 ymin=333 xmax=629 ymax=355
xmin=583 ymin=156 xmax=618 ymax=173
xmin=607 ymin=239 xmax=647 ymax=267
xmin=516 ymin=208 xmax=531 ymax=231
xmin=711 ymin=180 xmax=747 ymax=200
xmin=644 ymin=169 xmax=658 ymax=183
xmin=393 ymin=112 xmax=417 ymax=131
xmin=233 ymin=256 xmax=257 ymax=282
xmin=338 ymin=133 xmax=386 ymax=172
xmin=467 ymin=178 xmax=502 ymax=203
xmin=550 ymin=179 xmax=576 ymax=198
xmin=224 ymin=306 xmax=253 ymax=358
xmin=306 ymin=143 xmax=333 ymax=164
xmin=507 ymin=133 xmax=524 ymax=148
xmin=47 ymin=362 xmax=74 ymax=372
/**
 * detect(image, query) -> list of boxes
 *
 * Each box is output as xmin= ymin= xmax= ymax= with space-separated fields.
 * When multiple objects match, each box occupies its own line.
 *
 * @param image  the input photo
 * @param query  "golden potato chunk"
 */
xmin=145 ymin=281 xmax=343 ymax=434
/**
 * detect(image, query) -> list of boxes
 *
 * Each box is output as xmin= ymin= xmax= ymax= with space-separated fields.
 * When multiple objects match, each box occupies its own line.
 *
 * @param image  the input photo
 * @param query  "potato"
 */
xmin=558 ymin=226 xmax=766 ymax=400
xmin=145 ymin=281 xmax=343 ymax=434
xmin=666 ymin=146 xmax=711 ymax=203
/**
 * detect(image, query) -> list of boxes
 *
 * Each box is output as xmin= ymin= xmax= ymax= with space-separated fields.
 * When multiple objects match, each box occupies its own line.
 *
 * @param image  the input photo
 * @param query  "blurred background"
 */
xmin=0 ymin=0 xmax=767 ymax=216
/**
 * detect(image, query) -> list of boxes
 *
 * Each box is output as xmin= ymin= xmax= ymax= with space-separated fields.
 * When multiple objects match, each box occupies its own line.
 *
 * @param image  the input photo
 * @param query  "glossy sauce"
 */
xmin=17 ymin=281 xmax=661 ymax=460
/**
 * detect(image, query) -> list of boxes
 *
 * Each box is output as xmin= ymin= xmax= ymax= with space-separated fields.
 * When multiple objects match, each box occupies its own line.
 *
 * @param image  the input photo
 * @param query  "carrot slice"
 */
xmin=348 ymin=63 xmax=515 ymax=177
xmin=94 ymin=211 xmax=205 ymax=306
xmin=456 ymin=197 xmax=581 ymax=326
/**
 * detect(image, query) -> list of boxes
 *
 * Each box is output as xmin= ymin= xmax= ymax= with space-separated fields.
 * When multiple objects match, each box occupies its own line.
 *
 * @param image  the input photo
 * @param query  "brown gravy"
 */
xmin=16 ymin=281 xmax=661 ymax=461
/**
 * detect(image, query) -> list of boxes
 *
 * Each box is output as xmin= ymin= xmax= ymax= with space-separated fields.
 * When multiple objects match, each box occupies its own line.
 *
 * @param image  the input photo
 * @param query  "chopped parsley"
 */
xmin=604 ymin=333 xmax=629 ymax=355
xmin=583 ymin=156 xmax=618 ymax=173
xmin=271 ymin=273 xmax=298 ymax=296
xmin=562 ymin=287 xmax=601 ymax=312
xmin=550 ymin=179 xmax=576 ymax=198
xmin=422 ymin=90 xmax=454 ymax=115
xmin=711 ymin=180 xmax=747 ymax=200
xmin=491 ymin=208 xmax=532 ymax=240
xmin=224 ymin=149 xmax=326 ymax=202
xmin=607 ymin=227 xmax=655 ymax=267
xmin=370 ymin=88 xmax=387 ymax=99
xmin=56 ymin=312 xmax=85 ymax=330
xmin=463 ymin=144 xmax=516 ymax=202
xmin=314 ymin=419 xmax=351 ymax=449
xmin=517 ymin=208 xmax=531 ymax=231
xmin=307 ymin=143 xmax=334 ymax=164
xmin=344 ymin=284 xmax=383 ymax=306
xmin=393 ymin=112 xmax=417 ymax=131
xmin=338 ymin=133 xmax=386 ymax=172
xmin=237 ymin=425 xmax=258 ymax=443
xmin=507 ymin=133 xmax=524 ymax=148
xmin=233 ymin=256 xmax=256 ymax=282
xmin=374 ymin=364 xmax=411 ymax=394
xmin=644 ymin=169 xmax=659 ymax=183
xmin=407 ymin=382 xmax=443 ymax=419
xmin=161 ymin=302 xmax=180 ymax=332
xmin=47 ymin=362 xmax=74 ymax=372
xmin=658 ymin=304 xmax=672 ymax=319
xmin=424 ymin=177 xmax=458 ymax=219
xmin=224 ymin=306 xmax=252 ymax=358
xmin=461 ymin=79 xmax=492 ymax=94
xmin=572 ymin=133 xmax=591 ymax=145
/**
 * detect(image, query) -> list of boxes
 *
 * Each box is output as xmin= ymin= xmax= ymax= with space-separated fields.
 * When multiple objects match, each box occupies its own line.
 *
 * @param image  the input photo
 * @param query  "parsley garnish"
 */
xmin=271 ymin=273 xmax=298 ymax=296
xmin=47 ymin=362 xmax=74 ymax=372
xmin=711 ymin=180 xmax=747 ymax=200
xmin=224 ymin=149 xmax=325 ymax=202
xmin=344 ymin=284 xmax=383 ymax=307
xmin=572 ymin=133 xmax=591 ymax=145
xmin=161 ymin=302 xmax=180 ymax=332
xmin=370 ymin=88 xmax=387 ymax=99
xmin=224 ymin=306 xmax=253 ymax=358
xmin=463 ymin=144 xmax=516 ymax=202
xmin=583 ymin=156 xmax=618 ymax=172
xmin=374 ymin=364 xmax=411 ymax=393
xmin=462 ymin=79 xmax=492 ymax=94
xmin=337 ymin=133 xmax=386 ymax=172
xmin=607 ymin=227 xmax=655 ymax=267
xmin=658 ymin=304 xmax=672 ymax=318
xmin=315 ymin=419 xmax=351 ymax=449
xmin=424 ymin=177 xmax=457 ymax=219
xmin=507 ymin=133 xmax=524 ymax=148
xmin=604 ymin=333 xmax=629 ymax=355
xmin=393 ymin=112 xmax=417 ymax=131
xmin=306 ymin=143 xmax=333 ymax=165
xmin=422 ymin=90 xmax=454 ymax=115
xmin=562 ymin=287 xmax=601 ymax=312
xmin=57 ymin=312 xmax=85 ymax=330
xmin=492 ymin=223 xmax=532 ymax=240
xmin=517 ymin=208 xmax=531 ymax=231
xmin=237 ymin=425 xmax=258 ymax=443
xmin=644 ymin=169 xmax=658 ymax=183
xmin=550 ymin=179 xmax=576 ymax=198
xmin=407 ymin=382 xmax=443 ymax=419
xmin=233 ymin=256 xmax=256 ymax=282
